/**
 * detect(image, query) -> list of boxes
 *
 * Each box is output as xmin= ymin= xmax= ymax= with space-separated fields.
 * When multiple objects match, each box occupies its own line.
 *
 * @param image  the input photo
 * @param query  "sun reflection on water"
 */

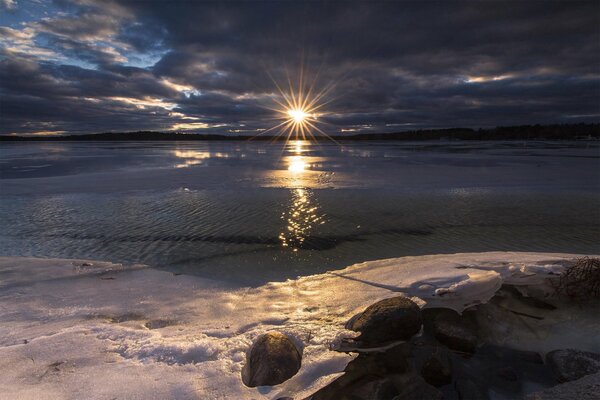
xmin=287 ymin=140 xmax=310 ymax=173
xmin=279 ymin=140 xmax=325 ymax=251
xmin=279 ymin=188 xmax=324 ymax=251
xmin=288 ymin=156 xmax=308 ymax=173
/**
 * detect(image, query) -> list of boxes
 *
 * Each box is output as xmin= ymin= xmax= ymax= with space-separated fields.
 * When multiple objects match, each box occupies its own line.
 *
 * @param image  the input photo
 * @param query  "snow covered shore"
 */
xmin=0 ymin=252 xmax=596 ymax=399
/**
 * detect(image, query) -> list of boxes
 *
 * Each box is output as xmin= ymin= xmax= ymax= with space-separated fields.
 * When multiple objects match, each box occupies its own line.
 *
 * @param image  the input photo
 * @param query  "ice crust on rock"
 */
xmin=0 ymin=252 xmax=596 ymax=399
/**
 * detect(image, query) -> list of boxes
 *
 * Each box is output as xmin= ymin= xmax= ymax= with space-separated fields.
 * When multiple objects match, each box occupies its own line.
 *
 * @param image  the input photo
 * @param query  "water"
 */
xmin=1 ymin=140 xmax=599 ymax=284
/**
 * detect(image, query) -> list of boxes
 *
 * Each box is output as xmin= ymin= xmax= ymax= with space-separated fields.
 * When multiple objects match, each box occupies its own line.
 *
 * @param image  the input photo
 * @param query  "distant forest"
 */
xmin=1 ymin=123 xmax=598 ymax=142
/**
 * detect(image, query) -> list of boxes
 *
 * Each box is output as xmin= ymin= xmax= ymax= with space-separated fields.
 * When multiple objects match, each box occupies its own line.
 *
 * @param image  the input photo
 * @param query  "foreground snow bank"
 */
xmin=0 ymin=252 xmax=594 ymax=399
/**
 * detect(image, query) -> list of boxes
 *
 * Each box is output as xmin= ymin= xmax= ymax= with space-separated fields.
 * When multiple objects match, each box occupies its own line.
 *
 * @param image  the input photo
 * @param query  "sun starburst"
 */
xmin=258 ymin=69 xmax=337 ymax=142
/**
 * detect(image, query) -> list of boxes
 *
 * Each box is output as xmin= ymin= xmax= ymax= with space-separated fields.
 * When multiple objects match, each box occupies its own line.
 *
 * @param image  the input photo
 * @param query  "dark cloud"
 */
xmin=0 ymin=0 xmax=599 ymax=135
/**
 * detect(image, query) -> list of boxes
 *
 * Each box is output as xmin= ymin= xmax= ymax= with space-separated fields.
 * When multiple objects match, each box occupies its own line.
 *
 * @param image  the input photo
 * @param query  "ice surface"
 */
xmin=0 ymin=252 xmax=595 ymax=399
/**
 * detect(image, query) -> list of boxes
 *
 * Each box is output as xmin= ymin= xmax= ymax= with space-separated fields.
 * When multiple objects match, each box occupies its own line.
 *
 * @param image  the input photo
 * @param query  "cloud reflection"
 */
xmin=172 ymin=149 xmax=229 ymax=168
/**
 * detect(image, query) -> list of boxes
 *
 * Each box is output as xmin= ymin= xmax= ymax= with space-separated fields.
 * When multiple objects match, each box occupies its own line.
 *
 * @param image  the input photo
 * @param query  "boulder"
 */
xmin=349 ymin=296 xmax=422 ymax=344
xmin=420 ymin=351 xmax=452 ymax=387
xmin=241 ymin=331 xmax=301 ymax=387
xmin=429 ymin=309 xmax=477 ymax=353
xmin=546 ymin=349 xmax=600 ymax=382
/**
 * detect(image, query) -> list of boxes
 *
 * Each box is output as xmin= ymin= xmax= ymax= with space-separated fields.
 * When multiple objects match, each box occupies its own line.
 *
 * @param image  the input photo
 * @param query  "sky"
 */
xmin=0 ymin=0 xmax=599 ymax=136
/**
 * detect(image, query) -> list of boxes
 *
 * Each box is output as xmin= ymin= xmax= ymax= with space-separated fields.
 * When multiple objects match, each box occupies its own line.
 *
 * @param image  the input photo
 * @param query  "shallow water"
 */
xmin=1 ymin=140 xmax=599 ymax=284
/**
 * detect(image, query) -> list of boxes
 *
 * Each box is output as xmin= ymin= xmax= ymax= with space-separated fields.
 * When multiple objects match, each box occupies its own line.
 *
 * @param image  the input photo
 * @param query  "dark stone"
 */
xmin=525 ymin=372 xmax=600 ymax=400
xmin=144 ymin=319 xmax=175 ymax=329
xmin=477 ymin=344 xmax=543 ymax=364
xmin=348 ymin=296 xmax=422 ymax=344
xmin=500 ymin=284 xmax=557 ymax=310
xmin=496 ymin=366 xmax=518 ymax=382
xmin=391 ymin=375 xmax=443 ymax=400
xmin=308 ymin=343 xmax=411 ymax=400
xmin=546 ymin=349 xmax=600 ymax=382
xmin=455 ymin=377 xmax=489 ymax=400
xmin=420 ymin=350 xmax=452 ymax=387
xmin=345 ymin=343 xmax=412 ymax=377
xmin=430 ymin=309 xmax=478 ymax=353
xmin=346 ymin=376 xmax=399 ymax=399
xmin=241 ymin=331 xmax=302 ymax=387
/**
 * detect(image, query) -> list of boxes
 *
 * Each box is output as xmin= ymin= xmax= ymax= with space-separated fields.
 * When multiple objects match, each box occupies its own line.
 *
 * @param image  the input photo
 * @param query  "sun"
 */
xmin=257 ymin=69 xmax=337 ymax=142
xmin=288 ymin=108 xmax=309 ymax=123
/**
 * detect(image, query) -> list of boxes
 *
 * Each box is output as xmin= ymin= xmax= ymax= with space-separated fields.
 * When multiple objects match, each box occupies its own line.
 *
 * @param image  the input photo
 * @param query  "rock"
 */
xmin=525 ymin=372 xmax=600 ymax=400
xmin=455 ymin=377 xmax=489 ymax=400
xmin=496 ymin=366 xmax=518 ymax=382
xmin=420 ymin=350 xmax=452 ymax=387
xmin=349 ymin=296 xmax=422 ymax=344
xmin=347 ymin=376 xmax=399 ymax=400
xmin=477 ymin=344 xmax=543 ymax=364
xmin=308 ymin=343 xmax=411 ymax=399
xmin=241 ymin=331 xmax=301 ymax=387
xmin=429 ymin=309 xmax=477 ymax=353
xmin=345 ymin=343 xmax=412 ymax=376
xmin=391 ymin=375 xmax=443 ymax=400
xmin=546 ymin=349 xmax=600 ymax=382
xmin=311 ymin=373 xmax=442 ymax=400
xmin=500 ymin=284 xmax=557 ymax=310
xmin=144 ymin=319 xmax=174 ymax=329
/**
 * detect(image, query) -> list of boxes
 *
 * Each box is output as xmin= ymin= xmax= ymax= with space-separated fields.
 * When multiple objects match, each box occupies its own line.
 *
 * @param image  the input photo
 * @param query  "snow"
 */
xmin=0 ymin=252 xmax=595 ymax=399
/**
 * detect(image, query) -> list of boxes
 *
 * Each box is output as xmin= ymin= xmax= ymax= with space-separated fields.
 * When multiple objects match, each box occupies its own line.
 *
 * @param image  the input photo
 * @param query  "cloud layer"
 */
xmin=1 ymin=0 xmax=599 ymax=135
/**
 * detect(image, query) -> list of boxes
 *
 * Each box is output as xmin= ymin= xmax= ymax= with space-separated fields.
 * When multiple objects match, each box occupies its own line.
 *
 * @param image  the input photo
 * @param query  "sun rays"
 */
xmin=256 ymin=67 xmax=338 ymax=143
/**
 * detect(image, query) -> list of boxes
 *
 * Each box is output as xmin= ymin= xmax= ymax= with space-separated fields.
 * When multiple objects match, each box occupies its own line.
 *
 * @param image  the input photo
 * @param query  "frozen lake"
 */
xmin=1 ymin=140 xmax=599 ymax=284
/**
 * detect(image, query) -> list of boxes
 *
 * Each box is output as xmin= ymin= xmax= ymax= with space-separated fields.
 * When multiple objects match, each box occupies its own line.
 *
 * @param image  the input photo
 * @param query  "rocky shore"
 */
xmin=242 ymin=257 xmax=600 ymax=399
xmin=1 ymin=253 xmax=598 ymax=399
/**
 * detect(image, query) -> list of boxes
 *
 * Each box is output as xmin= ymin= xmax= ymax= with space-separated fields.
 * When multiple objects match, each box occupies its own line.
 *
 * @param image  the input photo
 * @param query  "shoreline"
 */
xmin=0 ymin=252 xmax=598 ymax=399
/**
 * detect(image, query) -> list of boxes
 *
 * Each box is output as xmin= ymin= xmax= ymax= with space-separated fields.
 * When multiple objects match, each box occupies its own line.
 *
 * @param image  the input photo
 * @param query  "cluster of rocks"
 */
xmin=241 ymin=290 xmax=600 ymax=399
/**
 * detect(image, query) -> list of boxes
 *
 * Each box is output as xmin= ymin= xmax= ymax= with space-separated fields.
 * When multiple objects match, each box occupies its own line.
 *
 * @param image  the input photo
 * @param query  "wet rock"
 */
xmin=428 ymin=309 xmax=477 ymax=353
xmin=525 ymin=372 xmax=600 ymax=400
xmin=546 ymin=349 xmax=600 ymax=382
xmin=241 ymin=331 xmax=301 ymax=387
xmin=349 ymin=296 xmax=422 ymax=345
xmin=420 ymin=350 xmax=452 ymax=387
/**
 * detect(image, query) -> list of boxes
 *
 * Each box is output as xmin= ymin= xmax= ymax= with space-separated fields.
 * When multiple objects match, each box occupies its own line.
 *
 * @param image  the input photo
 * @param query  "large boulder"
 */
xmin=546 ymin=349 xmax=600 ymax=382
xmin=348 ymin=296 xmax=423 ymax=344
xmin=241 ymin=331 xmax=302 ymax=387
